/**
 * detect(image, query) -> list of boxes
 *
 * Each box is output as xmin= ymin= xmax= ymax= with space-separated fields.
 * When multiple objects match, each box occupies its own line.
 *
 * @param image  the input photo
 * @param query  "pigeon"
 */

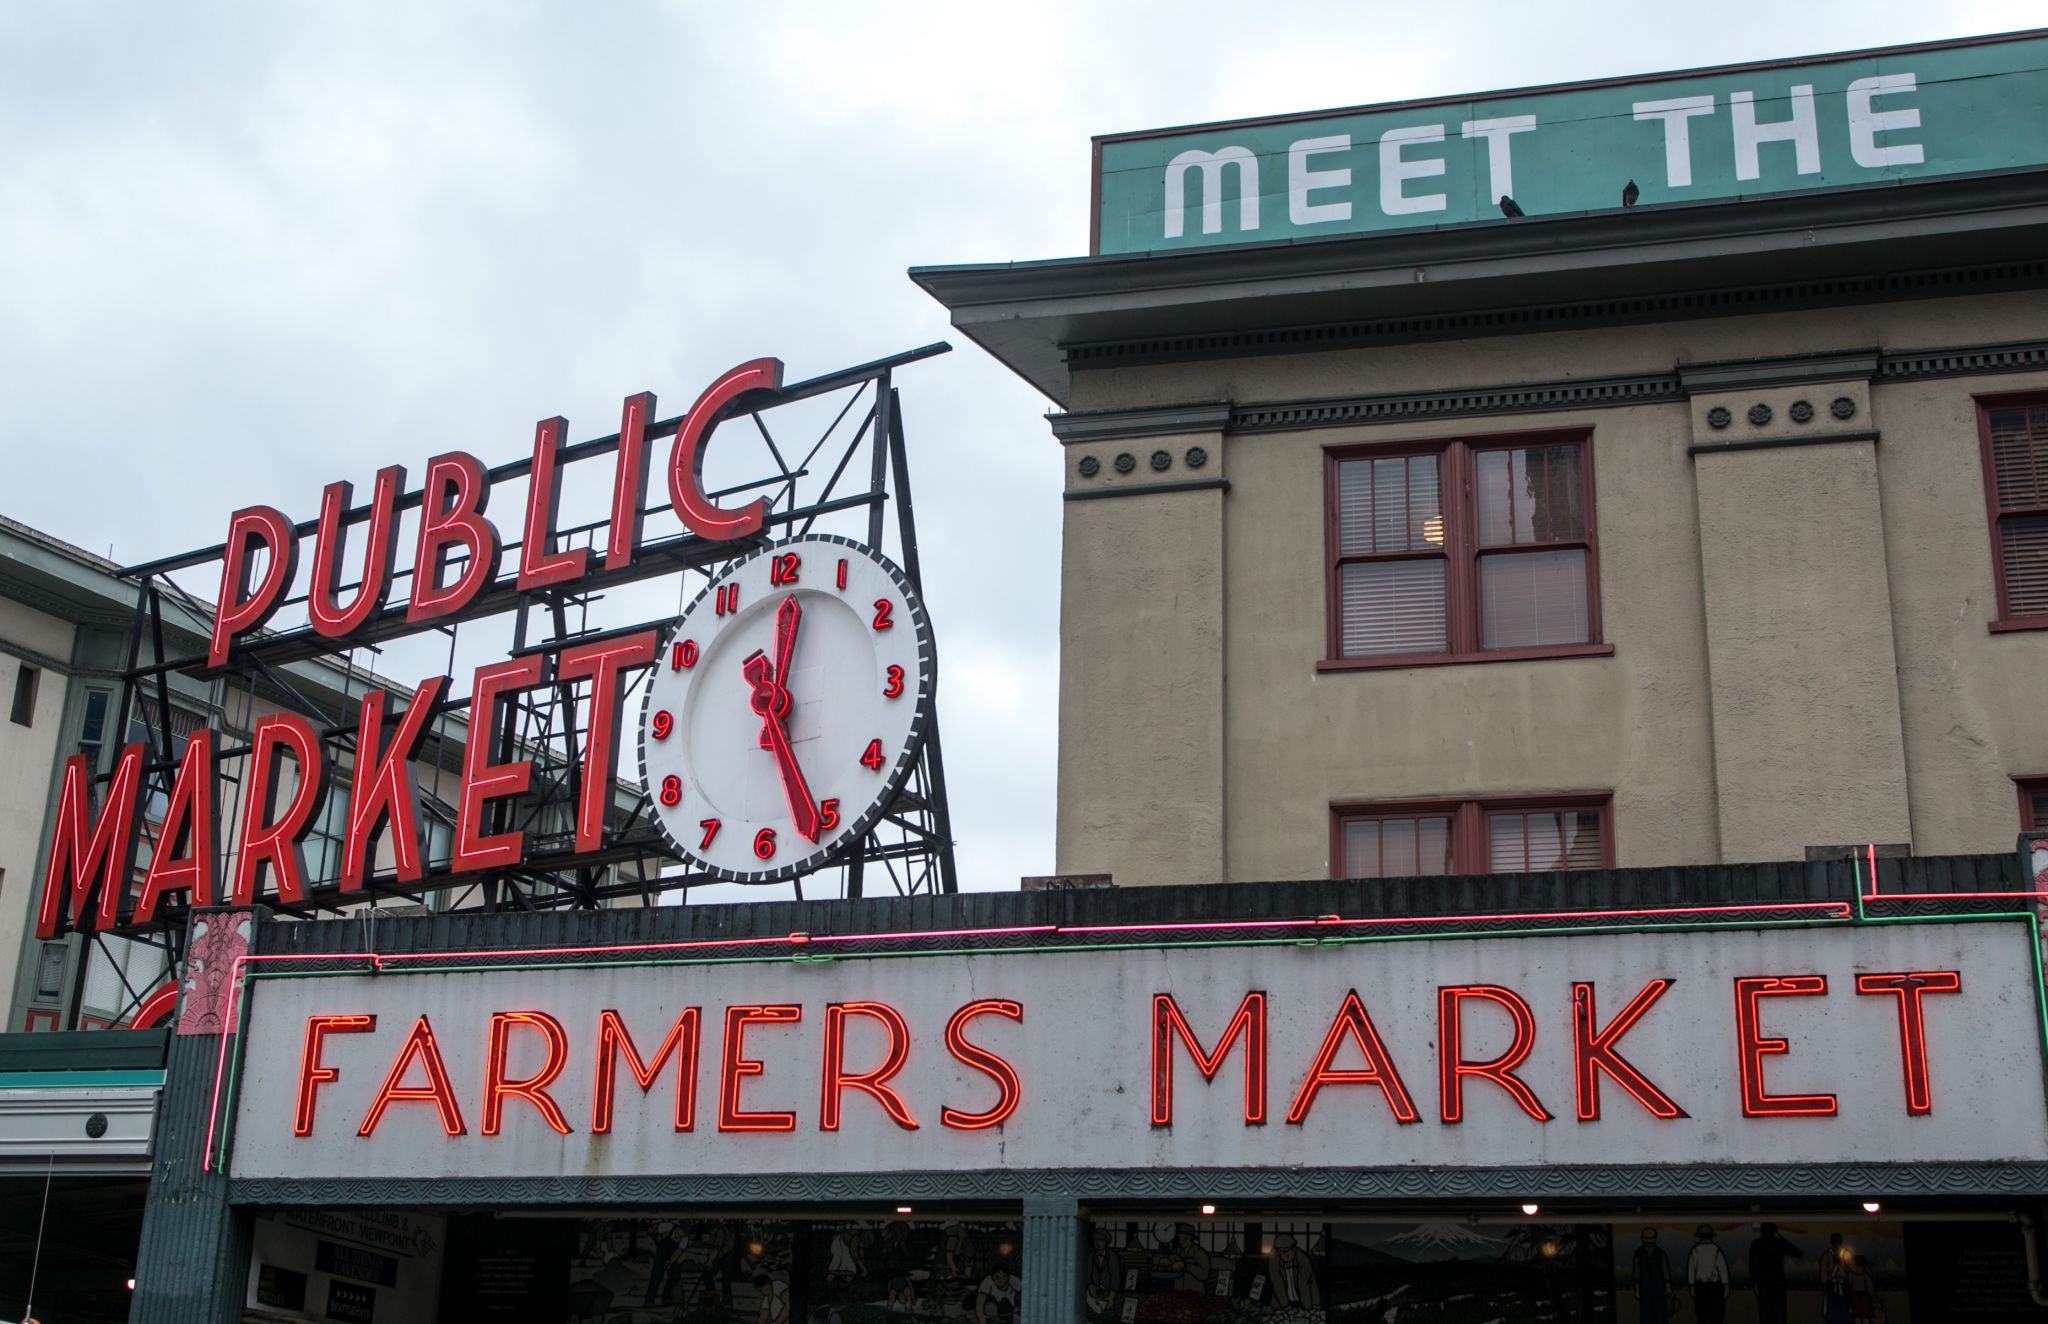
xmin=1622 ymin=179 xmax=1640 ymax=208
xmin=1498 ymin=195 xmax=1524 ymax=218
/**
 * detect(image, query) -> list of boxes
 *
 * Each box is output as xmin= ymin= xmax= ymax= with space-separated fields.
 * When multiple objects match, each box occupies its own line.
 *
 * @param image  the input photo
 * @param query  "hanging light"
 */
xmin=1862 ymin=1201 xmax=1882 ymax=1214
xmin=1521 ymin=1203 xmax=1540 ymax=1216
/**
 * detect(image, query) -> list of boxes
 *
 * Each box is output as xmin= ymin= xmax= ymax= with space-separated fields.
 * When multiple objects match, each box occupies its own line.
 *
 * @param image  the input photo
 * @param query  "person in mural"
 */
xmin=944 ymin=1222 xmax=969 ymax=1279
xmin=756 ymin=1273 xmax=791 ymax=1324
xmin=886 ymin=1274 xmax=917 ymax=1313
xmin=1847 ymin=1256 xmax=1880 ymax=1324
xmin=1819 ymin=1233 xmax=1854 ymax=1324
xmin=827 ymin=1226 xmax=862 ymax=1282
xmin=646 ymin=1221 xmax=684 ymax=1306
xmin=1632 ymin=1228 xmax=1674 ymax=1324
xmin=974 ymin=1262 xmax=1019 ymax=1324
xmin=1086 ymin=1226 xmax=1124 ymax=1319
xmin=1748 ymin=1223 xmax=1805 ymax=1324
xmin=1166 ymin=1224 xmax=1212 ymax=1294
xmin=1687 ymin=1225 xmax=1731 ymax=1324
xmin=700 ymin=1223 xmax=741 ymax=1309
xmin=1266 ymin=1233 xmax=1320 ymax=1310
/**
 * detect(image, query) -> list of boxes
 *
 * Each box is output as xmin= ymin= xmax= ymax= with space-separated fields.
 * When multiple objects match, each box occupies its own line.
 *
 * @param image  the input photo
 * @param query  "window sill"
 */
xmin=1990 ymin=618 xmax=2048 ymax=634
xmin=1318 ymin=642 xmax=1615 ymax=672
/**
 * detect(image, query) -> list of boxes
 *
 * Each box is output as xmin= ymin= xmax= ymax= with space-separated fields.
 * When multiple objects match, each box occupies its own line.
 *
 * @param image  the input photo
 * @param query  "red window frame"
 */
xmin=1321 ymin=429 xmax=1609 ymax=669
xmin=2018 ymin=778 xmax=2048 ymax=832
xmin=1329 ymin=793 xmax=1614 ymax=879
xmin=1978 ymin=391 xmax=2048 ymax=632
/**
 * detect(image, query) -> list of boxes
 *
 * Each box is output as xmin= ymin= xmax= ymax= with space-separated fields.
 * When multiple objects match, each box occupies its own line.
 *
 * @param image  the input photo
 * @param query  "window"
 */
xmin=9 ymin=663 xmax=37 ymax=726
xmin=1325 ymin=433 xmax=1605 ymax=666
xmin=75 ymin=690 xmax=109 ymax=769
xmin=2019 ymin=778 xmax=2048 ymax=832
xmin=1982 ymin=395 xmax=2048 ymax=627
xmin=34 ymin=943 xmax=67 ymax=1000
xmin=1333 ymin=795 xmax=1611 ymax=878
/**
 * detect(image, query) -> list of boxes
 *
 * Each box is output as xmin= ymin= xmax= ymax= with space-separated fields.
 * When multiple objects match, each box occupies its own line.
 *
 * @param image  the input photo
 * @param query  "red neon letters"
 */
xmin=341 ymin=677 xmax=448 ymax=889
xmin=208 ymin=505 xmax=299 ymax=668
xmin=821 ymin=1002 xmax=920 ymax=1131
xmin=296 ymin=1014 xmax=376 ymax=1135
xmin=517 ymin=418 xmax=589 ymax=590
xmin=1856 ymin=970 xmax=1961 ymax=1115
xmin=592 ymin=1008 xmax=701 ymax=1134
xmin=1572 ymin=979 xmax=1686 ymax=1121
xmin=358 ymin=1015 xmax=467 ymax=1136
xmin=452 ymin=657 xmax=545 ymax=872
xmin=408 ymin=451 xmax=501 ymax=623
xmin=35 ymin=744 xmax=145 ymax=938
xmin=309 ymin=467 xmax=404 ymax=637
xmin=482 ymin=1011 xmax=572 ymax=1136
xmin=1733 ymin=975 xmax=1837 ymax=1117
xmin=556 ymin=632 xmax=660 ymax=852
xmin=1286 ymin=989 xmax=1418 ymax=1125
xmin=1439 ymin=985 xmax=1552 ymax=1123
xmin=605 ymin=391 xmax=657 ymax=569
xmin=1152 ymin=992 xmax=1266 ymax=1126
xmin=232 ymin=714 xmax=330 ymax=905
xmin=719 ymin=1005 xmax=802 ymax=1131
xmin=941 ymin=999 xmax=1023 ymax=1130
xmin=668 ymin=359 xmax=782 ymax=540
xmin=133 ymin=729 xmax=220 ymax=925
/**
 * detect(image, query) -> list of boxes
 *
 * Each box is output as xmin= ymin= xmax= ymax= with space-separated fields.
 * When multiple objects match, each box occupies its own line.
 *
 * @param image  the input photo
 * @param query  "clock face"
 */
xmin=638 ymin=535 xmax=935 ymax=883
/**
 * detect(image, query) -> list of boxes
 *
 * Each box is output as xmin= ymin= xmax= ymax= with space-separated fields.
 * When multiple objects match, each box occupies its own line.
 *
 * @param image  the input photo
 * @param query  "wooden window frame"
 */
xmin=1978 ymin=390 xmax=2048 ymax=632
xmin=1321 ymin=428 xmax=1610 ymax=670
xmin=1329 ymin=792 xmax=1614 ymax=879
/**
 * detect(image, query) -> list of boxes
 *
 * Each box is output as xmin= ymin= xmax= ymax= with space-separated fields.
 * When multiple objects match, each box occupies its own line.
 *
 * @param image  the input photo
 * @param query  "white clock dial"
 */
xmin=637 ymin=535 xmax=935 ymax=883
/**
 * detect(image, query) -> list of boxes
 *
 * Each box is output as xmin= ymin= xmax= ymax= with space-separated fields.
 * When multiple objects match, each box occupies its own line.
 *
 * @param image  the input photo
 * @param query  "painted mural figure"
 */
xmin=1266 ymin=1233 xmax=1321 ymax=1310
xmin=1166 ymin=1224 xmax=1212 ymax=1293
xmin=974 ymin=1263 xmax=1019 ymax=1324
xmin=1820 ymin=1232 xmax=1854 ymax=1324
xmin=756 ymin=1273 xmax=791 ymax=1324
xmin=1749 ymin=1222 xmax=1805 ymax=1324
xmin=1085 ymin=1226 xmax=1124 ymax=1319
xmin=645 ymin=1221 xmax=685 ymax=1306
xmin=1632 ymin=1227 xmax=1674 ymax=1324
xmin=1848 ymin=1256 xmax=1880 ymax=1324
xmin=1686 ymin=1225 xmax=1731 ymax=1324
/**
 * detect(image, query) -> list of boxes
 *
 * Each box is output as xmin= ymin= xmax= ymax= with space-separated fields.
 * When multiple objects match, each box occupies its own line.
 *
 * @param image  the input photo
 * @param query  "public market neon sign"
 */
xmin=36 ymin=360 xmax=784 ymax=939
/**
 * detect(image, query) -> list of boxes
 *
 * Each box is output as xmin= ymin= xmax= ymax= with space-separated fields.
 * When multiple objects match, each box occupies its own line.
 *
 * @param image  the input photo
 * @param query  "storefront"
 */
xmin=129 ymin=852 xmax=2048 ymax=1321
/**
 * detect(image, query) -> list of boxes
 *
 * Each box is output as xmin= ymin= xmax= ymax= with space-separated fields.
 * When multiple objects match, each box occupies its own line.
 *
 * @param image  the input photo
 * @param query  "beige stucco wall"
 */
xmin=1054 ymin=288 xmax=2048 ymax=883
xmin=0 ymin=603 xmax=75 ymax=1003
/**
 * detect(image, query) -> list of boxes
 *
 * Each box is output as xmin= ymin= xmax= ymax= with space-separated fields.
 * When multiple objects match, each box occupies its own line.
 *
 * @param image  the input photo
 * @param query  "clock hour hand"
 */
xmin=740 ymin=648 xmax=821 ymax=842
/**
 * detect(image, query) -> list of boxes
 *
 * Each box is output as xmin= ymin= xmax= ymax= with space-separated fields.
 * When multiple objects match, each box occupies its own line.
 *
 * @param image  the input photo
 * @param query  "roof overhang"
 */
xmin=911 ymin=170 xmax=2048 ymax=407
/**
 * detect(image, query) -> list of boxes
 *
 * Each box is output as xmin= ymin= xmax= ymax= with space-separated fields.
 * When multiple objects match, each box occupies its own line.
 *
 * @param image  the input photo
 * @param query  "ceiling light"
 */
xmin=896 ymin=1206 xmax=913 ymax=1215
xmin=1200 ymin=1204 xmax=1217 ymax=1216
xmin=1862 ymin=1201 xmax=1881 ymax=1214
xmin=1521 ymin=1203 xmax=1540 ymax=1216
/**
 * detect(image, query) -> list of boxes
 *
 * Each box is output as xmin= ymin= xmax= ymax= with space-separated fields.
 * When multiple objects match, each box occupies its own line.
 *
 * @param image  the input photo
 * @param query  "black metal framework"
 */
xmin=55 ymin=345 xmax=961 ymax=1029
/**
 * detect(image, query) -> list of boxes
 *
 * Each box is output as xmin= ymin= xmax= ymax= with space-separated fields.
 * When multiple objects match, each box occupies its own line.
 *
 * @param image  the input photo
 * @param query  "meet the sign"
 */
xmin=1093 ymin=31 xmax=2048 ymax=254
xmin=227 ymin=919 xmax=2048 ymax=1182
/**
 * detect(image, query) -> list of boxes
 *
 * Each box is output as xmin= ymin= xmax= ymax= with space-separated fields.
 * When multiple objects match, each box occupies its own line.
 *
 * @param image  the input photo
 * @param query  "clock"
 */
xmin=637 ymin=534 xmax=935 ymax=883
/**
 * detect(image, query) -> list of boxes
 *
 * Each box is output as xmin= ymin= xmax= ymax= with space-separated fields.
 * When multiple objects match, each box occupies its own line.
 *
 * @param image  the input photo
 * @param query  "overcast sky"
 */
xmin=1 ymin=0 xmax=2037 ymax=897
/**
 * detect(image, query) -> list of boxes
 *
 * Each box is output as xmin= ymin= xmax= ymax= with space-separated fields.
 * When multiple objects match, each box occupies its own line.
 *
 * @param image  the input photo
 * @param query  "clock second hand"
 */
xmin=740 ymin=595 xmax=822 ymax=842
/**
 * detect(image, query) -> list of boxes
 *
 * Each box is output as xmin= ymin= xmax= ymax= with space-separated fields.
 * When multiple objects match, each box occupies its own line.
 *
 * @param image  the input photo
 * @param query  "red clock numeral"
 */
xmin=872 ymin=599 xmax=894 ymax=631
xmin=883 ymin=665 xmax=904 ymax=699
xmin=770 ymin=551 xmax=801 ymax=585
xmin=836 ymin=558 xmax=848 ymax=590
xmin=671 ymin=639 xmax=698 ymax=670
xmin=660 ymin=775 xmax=682 ymax=805
xmin=753 ymin=827 xmax=777 ymax=860
xmin=699 ymin=819 xmax=721 ymax=849
xmin=818 ymin=798 xmax=841 ymax=831
xmin=715 ymin=584 xmax=740 ymax=616
xmin=651 ymin=710 xmax=673 ymax=740
xmin=860 ymin=739 xmax=885 ymax=771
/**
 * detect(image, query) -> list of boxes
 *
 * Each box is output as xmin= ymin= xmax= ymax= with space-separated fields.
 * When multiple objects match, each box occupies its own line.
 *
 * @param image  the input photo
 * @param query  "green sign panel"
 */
xmin=1093 ymin=31 xmax=2048 ymax=255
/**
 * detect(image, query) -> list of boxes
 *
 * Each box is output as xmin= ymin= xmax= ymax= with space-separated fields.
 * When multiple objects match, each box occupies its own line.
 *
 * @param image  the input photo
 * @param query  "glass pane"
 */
xmin=1990 ymin=407 xmax=2048 ymax=509
xmin=1489 ymin=810 xmax=1601 ymax=871
xmin=1343 ymin=820 xmax=1381 ymax=878
xmin=2001 ymin=515 xmax=2048 ymax=615
xmin=1381 ymin=818 xmax=1417 ymax=876
xmin=1344 ymin=816 xmax=1452 ymax=878
xmin=1338 ymin=455 xmax=1440 ymax=554
xmin=1476 ymin=445 xmax=1584 ymax=546
xmin=1480 ymin=548 xmax=1589 ymax=648
xmin=1341 ymin=559 xmax=1447 ymax=656
xmin=2031 ymin=788 xmax=2048 ymax=831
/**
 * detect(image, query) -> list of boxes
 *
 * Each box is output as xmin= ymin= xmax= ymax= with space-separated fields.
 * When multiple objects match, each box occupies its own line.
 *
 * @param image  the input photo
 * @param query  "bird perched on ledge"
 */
xmin=1498 ymin=195 xmax=1524 ymax=217
xmin=1622 ymin=178 xmax=1640 ymax=208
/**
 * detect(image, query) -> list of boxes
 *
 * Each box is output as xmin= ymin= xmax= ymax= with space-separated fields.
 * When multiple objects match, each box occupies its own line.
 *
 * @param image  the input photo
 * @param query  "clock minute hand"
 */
xmin=740 ymin=649 xmax=822 ymax=843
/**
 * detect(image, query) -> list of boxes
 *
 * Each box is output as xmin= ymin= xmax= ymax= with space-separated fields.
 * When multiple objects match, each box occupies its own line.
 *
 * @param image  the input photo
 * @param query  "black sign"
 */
xmin=255 ymin=1263 xmax=307 ymax=1311
xmin=1907 ymin=1222 xmax=2048 ymax=1322
xmin=317 ymin=1238 xmax=400 ymax=1287
xmin=326 ymin=1279 xmax=377 ymax=1323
